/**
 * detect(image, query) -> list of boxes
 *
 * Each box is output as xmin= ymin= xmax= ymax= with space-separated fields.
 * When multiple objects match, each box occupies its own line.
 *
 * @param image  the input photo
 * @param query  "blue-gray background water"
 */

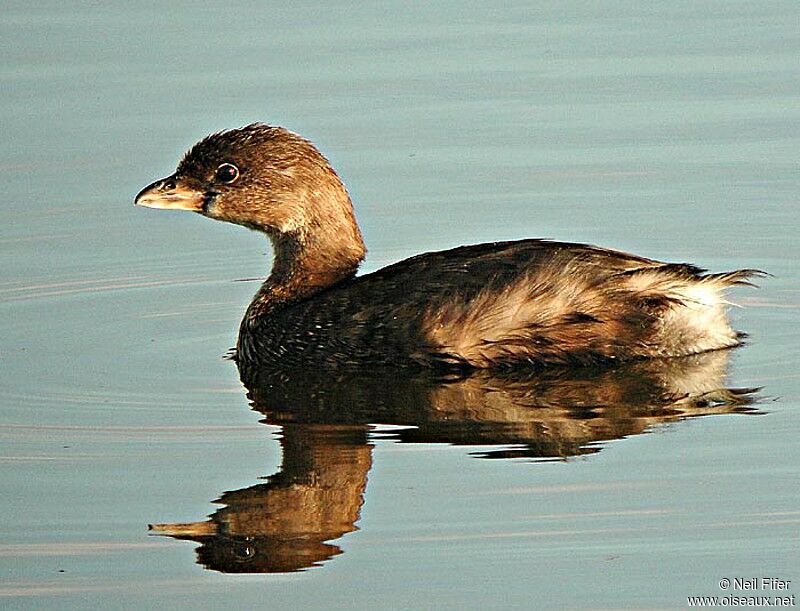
xmin=2 ymin=2 xmax=798 ymax=608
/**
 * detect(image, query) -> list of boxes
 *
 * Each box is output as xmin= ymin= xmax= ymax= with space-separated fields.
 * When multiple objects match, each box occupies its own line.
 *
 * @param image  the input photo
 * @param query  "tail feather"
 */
xmin=699 ymin=269 xmax=769 ymax=288
xmin=620 ymin=265 xmax=764 ymax=357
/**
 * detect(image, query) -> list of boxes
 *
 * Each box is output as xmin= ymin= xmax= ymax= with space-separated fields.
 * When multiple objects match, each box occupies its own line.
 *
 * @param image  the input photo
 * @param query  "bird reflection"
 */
xmin=150 ymin=350 xmax=758 ymax=573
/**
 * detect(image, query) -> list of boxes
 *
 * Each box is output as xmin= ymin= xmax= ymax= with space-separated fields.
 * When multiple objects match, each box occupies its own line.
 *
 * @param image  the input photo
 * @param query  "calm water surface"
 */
xmin=2 ymin=2 xmax=799 ymax=609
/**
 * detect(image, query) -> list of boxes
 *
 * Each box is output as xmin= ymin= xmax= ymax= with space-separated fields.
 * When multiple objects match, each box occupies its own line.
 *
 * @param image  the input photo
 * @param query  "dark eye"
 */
xmin=215 ymin=163 xmax=240 ymax=184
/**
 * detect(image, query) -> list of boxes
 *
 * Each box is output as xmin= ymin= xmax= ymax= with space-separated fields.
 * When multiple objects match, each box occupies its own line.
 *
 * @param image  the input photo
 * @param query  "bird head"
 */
xmin=135 ymin=124 xmax=366 ymax=277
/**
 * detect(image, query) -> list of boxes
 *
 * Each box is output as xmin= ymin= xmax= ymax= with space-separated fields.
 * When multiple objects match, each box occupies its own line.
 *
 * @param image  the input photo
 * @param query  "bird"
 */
xmin=135 ymin=123 xmax=760 ymax=372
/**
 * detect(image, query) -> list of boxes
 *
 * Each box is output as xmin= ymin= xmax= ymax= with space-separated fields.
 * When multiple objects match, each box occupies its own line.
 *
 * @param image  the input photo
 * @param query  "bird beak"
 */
xmin=134 ymin=176 xmax=205 ymax=212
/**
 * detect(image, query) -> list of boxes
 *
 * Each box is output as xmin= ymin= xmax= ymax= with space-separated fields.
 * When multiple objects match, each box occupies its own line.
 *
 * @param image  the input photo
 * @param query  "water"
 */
xmin=2 ymin=1 xmax=799 ymax=608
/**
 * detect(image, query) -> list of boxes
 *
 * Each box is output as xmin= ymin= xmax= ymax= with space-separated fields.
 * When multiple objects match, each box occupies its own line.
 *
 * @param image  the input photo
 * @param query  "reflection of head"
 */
xmin=194 ymin=536 xmax=343 ymax=574
xmin=150 ymin=425 xmax=371 ymax=573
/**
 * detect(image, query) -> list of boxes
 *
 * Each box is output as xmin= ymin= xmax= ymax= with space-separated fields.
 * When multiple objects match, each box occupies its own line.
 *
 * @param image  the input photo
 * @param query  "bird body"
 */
xmin=135 ymin=124 xmax=758 ymax=372
xmin=237 ymin=239 xmax=755 ymax=370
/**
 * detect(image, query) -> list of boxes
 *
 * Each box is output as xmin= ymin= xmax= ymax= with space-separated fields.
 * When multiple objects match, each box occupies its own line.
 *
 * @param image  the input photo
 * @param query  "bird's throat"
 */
xmin=246 ymin=229 xmax=364 ymax=319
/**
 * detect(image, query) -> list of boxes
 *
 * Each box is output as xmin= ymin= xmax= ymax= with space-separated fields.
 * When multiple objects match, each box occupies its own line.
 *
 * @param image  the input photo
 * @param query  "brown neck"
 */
xmin=244 ymin=225 xmax=366 ymax=324
xmin=270 ymin=230 xmax=364 ymax=297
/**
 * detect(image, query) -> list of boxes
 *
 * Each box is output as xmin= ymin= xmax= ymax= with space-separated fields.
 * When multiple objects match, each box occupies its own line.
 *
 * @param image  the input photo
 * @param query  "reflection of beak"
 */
xmin=149 ymin=521 xmax=218 ymax=537
xmin=134 ymin=176 xmax=205 ymax=212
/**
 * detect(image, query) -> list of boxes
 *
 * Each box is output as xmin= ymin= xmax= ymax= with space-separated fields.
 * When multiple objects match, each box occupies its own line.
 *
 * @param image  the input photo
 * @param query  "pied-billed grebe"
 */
xmin=135 ymin=124 xmax=760 ymax=370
